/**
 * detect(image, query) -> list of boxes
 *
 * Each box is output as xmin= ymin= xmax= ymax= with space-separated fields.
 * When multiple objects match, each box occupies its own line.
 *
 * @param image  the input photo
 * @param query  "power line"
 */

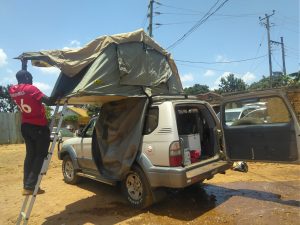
xmin=175 ymin=54 xmax=267 ymax=64
xmin=276 ymin=14 xmax=298 ymax=25
xmin=166 ymin=0 xmax=230 ymax=50
xmin=272 ymin=55 xmax=283 ymax=71
xmin=249 ymin=32 xmax=265 ymax=72
xmin=284 ymin=45 xmax=299 ymax=52
xmin=155 ymin=13 xmax=257 ymax=27
xmin=155 ymin=21 xmax=199 ymax=26
xmin=155 ymin=1 xmax=262 ymax=17
xmin=176 ymin=62 xmax=243 ymax=74
xmin=155 ymin=12 xmax=207 ymax=16
xmin=141 ymin=10 xmax=148 ymax=29
xmin=155 ymin=11 xmax=259 ymax=17
xmin=252 ymin=57 xmax=268 ymax=74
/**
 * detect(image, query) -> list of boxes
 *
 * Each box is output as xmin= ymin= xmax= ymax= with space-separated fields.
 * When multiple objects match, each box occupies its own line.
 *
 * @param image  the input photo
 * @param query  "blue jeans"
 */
xmin=21 ymin=123 xmax=50 ymax=190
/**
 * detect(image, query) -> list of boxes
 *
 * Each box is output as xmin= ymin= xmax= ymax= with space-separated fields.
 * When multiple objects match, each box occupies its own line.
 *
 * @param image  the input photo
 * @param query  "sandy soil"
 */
xmin=0 ymin=144 xmax=299 ymax=225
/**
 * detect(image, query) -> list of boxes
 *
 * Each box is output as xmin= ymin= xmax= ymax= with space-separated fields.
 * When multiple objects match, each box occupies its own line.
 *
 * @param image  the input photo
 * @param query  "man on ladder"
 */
xmin=9 ymin=70 xmax=56 ymax=195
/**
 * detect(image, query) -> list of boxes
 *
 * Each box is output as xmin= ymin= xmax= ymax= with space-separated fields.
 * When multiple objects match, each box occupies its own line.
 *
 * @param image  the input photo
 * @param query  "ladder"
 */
xmin=16 ymin=100 xmax=68 ymax=225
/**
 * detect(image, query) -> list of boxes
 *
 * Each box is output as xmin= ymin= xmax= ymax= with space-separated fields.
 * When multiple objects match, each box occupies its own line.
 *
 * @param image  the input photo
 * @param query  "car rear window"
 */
xmin=143 ymin=107 xmax=159 ymax=135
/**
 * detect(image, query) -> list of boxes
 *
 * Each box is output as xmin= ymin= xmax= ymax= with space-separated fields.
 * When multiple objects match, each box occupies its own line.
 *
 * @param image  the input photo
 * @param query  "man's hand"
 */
xmin=41 ymin=95 xmax=57 ymax=106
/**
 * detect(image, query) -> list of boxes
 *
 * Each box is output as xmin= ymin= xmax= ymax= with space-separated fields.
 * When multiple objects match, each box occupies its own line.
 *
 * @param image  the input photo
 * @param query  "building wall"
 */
xmin=287 ymin=91 xmax=300 ymax=123
xmin=0 ymin=112 xmax=23 ymax=144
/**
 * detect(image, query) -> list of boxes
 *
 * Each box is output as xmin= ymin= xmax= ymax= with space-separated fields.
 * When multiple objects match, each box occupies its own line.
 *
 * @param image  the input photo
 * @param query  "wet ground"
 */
xmin=0 ymin=144 xmax=299 ymax=225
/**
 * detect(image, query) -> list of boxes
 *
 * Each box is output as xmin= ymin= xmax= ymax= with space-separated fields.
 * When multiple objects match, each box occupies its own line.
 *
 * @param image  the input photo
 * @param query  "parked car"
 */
xmin=50 ymin=127 xmax=74 ymax=150
xmin=58 ymin=90 xmax=300 ymax=208
xmin=217 ymin=105 xmax=262 ymax=126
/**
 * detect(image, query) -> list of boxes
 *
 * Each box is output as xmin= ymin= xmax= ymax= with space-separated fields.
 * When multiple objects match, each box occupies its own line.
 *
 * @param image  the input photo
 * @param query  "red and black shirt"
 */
xmin=9 ymin=84 xmax=47 ymax=126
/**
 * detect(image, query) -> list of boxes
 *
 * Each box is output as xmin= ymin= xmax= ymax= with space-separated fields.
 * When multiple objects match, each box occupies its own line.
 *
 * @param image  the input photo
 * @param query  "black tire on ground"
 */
xmin=122 ymin=165 xmax=154 ymax=209
xmin=62 ymin=155 xmax=80 ymax=184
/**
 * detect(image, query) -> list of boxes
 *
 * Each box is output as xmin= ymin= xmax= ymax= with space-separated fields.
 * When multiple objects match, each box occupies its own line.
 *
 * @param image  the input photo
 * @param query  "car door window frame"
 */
xmin=221 ymin=92 xmax=299 ymax=163
xmin=82 ymin=118 xmax=97 ymax=138
xmin=222 ymin=95 xmax=292 ymax=127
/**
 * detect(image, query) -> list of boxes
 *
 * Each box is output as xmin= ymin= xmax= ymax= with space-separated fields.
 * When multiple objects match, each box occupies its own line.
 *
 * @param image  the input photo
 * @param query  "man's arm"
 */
xmin=41 ymin=95 xmax=57 ymax=106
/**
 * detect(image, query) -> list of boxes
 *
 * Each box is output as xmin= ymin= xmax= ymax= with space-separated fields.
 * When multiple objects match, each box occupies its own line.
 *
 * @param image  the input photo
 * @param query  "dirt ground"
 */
xmin=0 ymin=144 xmax=299 ymax=225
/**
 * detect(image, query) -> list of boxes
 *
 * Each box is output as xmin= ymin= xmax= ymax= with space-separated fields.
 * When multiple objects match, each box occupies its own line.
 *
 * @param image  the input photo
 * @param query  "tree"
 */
xmin=288 ymin=71 xmax=300 ymax=87
xmin=184 ymin=84 xmax=210 ymax=95
xmin=218 ymin=74 xmax=247 ymax=93
xmin=249 ymin=73 xmax=292 ymax=90
xmin=63 ymin=115 xmax=79 ymax=122
xmin=0 ymin=85 xmax=18 ymax=112
xmin=85 ymin=104 xmax=101 ymax=117
xmin=45 ymin=106 xmax=53 ymax=122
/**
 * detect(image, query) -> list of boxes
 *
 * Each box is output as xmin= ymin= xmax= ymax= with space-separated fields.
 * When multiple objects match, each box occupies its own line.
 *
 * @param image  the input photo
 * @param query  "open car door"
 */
xmin=221 ymin=90 xmax=300 ymax=164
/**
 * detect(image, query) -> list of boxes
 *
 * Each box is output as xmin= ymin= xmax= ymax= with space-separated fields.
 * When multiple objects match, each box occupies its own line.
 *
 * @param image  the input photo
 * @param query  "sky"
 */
xmin=0 ymin=0 xmax=299 ymax=95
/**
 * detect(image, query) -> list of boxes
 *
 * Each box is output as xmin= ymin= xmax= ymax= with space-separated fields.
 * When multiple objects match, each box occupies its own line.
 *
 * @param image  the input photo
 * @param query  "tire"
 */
xmin=122 ymin=165 xmax=153 ymax=209
xmin=62 ymin=155 xmax=80 ymax=184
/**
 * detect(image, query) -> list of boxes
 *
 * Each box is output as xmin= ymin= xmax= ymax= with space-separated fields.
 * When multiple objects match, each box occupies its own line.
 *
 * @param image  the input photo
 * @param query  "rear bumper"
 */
xmin=146 ymin=160 xmax=232 ymax=188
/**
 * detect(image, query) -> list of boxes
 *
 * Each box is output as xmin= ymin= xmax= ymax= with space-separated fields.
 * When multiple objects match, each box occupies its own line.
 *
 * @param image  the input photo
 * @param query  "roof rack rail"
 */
xmin=150 ymin=94 xmax=198 ymax=102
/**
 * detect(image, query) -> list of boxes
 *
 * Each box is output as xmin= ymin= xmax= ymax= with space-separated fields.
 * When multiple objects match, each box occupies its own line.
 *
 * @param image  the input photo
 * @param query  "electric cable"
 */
xmin=272 ymin=54 xmax=283 ymax=71
xmin=249 ymin=32 xmax=266 ymax=72
xmin=155 ymin=1 xmax=262 ymax=17
xmin=175 ymin=54 xmax=267 ymax=64
xmin=166 ymin=0 xmax=230 ymax=50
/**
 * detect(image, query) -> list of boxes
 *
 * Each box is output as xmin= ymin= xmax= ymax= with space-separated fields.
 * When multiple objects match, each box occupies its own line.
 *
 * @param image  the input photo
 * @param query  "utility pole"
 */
xmin=259 ymin=10 xmax=275 ymax=88
xmin=147 ymin=0 xmax=154 ymax=37
xmin=281 ymin=37 xmax=287 ymax=75
xmin=271 ymin=37 xmax=287 ymax=76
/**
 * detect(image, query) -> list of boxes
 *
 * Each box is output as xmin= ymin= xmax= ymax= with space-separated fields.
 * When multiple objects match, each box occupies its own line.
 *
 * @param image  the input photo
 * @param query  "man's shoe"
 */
xmin=22 ymin=188 xmax=45 ymax=196
xmin=22 ymin=189 xmax=32 ymax=195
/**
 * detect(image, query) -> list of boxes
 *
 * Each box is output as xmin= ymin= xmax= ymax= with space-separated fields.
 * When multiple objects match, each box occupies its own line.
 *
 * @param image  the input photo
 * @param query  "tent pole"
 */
xmin=21 ymin=59 xmax=28 ymax=71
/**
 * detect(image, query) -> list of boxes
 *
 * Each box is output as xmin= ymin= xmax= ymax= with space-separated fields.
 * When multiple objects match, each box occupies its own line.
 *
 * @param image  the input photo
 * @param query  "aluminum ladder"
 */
xmin=16 ymin=100 xmax=68 ymax=225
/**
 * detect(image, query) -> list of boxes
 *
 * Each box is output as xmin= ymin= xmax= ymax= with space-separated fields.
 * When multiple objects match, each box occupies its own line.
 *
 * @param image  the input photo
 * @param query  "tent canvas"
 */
xmin=17 ymin=29 xmax=183 ymax=179
xmin=17 ymin=29 xmax=183 ymax=104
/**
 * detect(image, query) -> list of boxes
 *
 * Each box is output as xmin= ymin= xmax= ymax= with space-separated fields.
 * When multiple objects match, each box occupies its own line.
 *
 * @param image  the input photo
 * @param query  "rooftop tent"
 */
xmin=16 ymin=29 xmax=184 ymax=180
xmin=17 ymin=29 xmax=183 ymax=104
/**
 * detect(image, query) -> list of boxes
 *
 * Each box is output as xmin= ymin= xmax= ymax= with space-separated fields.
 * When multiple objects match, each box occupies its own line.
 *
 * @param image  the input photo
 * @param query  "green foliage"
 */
xmin=288 ymin=71 xmax=300 ymax=87
xmin=86 ymin=104 xmax=101 ymax=117
xmin=184 ymin=84 xmax=210 ymax=95
xmin=63 ymin=115 xmax=79 ymax=122
xmin=249 ymin=73 xmax=294 ymax=90
xmin=45 ymin=106 xmax=53 ymax=122
xmin=218 ymin=74 xmax=247 ymax=93
xmin=289 ymin=71 xmax=300 ymax=82
xmin=0 ymin=85 xmax=18 ymax=112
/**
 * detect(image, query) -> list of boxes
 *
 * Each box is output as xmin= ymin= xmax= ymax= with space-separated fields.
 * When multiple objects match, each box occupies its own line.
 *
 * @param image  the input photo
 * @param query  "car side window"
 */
xmin=224 ymin=96 xmax=291 ymax=126
xmin=143 ymin=107 xmax=159 ymax=135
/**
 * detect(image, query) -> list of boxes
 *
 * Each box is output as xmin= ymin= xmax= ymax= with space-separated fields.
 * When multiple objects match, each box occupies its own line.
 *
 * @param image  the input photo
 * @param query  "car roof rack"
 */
xmin=150 ymin=94 xmax=198 ymax=103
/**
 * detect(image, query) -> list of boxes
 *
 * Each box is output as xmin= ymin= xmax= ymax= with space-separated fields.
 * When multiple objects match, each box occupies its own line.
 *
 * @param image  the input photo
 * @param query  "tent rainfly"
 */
xmin=16 ymin=29 xmax=184 ymax=105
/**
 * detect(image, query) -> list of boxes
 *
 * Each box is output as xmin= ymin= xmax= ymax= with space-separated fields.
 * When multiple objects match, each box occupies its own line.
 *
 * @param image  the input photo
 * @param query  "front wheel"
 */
xmin=121 ymin=165 xmax=153 ymax=209
xmin=62 ymin=155 xmax=80 ymax=184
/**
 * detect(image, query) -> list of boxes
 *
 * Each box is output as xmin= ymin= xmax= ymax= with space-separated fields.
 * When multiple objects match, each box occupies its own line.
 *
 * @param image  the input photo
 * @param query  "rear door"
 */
xmin=221 ymin=90 xmax=300 ymax=163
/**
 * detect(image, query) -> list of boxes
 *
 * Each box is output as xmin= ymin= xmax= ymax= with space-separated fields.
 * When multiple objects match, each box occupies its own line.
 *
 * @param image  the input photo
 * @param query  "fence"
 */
xmin=0 ymin=112 xmax=23 ymax=144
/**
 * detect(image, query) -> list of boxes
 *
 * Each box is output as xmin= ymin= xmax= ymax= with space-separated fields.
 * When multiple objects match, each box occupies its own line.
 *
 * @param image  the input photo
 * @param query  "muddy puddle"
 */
xmin=129 ymin=180 xmax=300 ymax=225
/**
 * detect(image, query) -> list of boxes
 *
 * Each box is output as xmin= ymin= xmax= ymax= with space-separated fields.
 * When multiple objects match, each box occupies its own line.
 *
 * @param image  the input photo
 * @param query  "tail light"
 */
xmin=169 ymin=141 xmax=183 ymax=167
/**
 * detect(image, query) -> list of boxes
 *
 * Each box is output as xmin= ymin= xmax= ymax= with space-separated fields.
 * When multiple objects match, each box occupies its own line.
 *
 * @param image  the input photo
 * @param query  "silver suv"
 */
xmin=58 ymin=91 xmax=299 ymax=208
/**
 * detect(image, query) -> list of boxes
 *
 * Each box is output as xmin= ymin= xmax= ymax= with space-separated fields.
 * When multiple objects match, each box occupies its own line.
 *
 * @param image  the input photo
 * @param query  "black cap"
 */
xmin=16 ymin=70 xmax=32 ymax=84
